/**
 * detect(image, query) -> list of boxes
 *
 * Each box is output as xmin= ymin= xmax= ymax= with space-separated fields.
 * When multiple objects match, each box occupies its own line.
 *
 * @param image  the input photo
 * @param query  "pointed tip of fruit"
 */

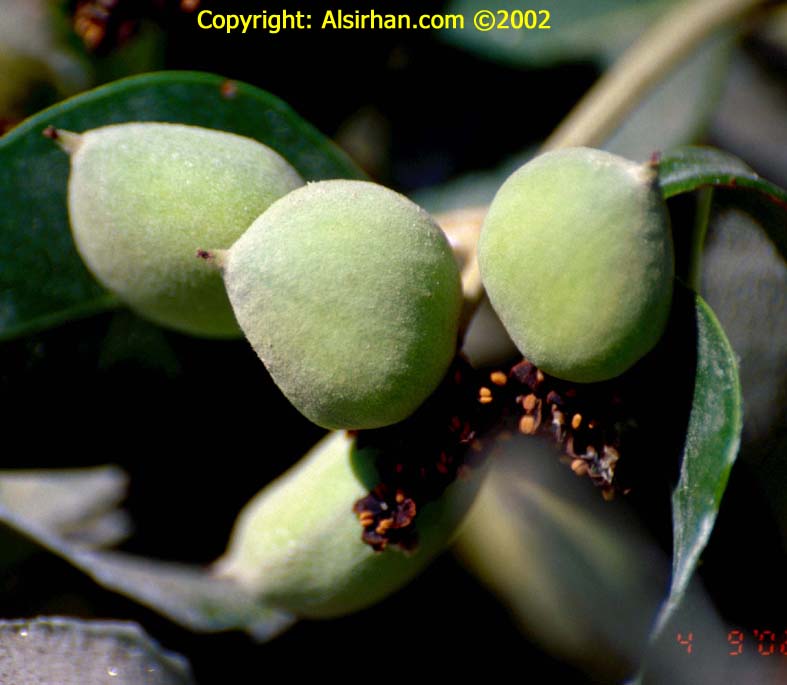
xmin=43 ymin=126 xmax=83 ymax=155
xmin=638 ymin=151 xmax=662 ymax=184
xmin=631 ymin=158 xmax=659 ymax=188
xmin=196 ymin=248 xmax=228 ymax=270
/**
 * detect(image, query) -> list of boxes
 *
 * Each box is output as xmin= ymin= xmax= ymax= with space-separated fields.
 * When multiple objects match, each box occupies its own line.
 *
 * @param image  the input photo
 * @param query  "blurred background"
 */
xmin=1 ymin=1 xmax=786 ymax=683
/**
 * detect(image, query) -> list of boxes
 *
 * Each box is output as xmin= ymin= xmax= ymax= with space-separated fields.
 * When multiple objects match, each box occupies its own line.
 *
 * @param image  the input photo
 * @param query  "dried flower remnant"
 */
xmin=73 ymin=0 xmax=138 ymax=53
xmin=353 ymin=485 xmax=418 ymax=552
xmin=72 ymin=0 xmax=201 ymax=53
xmin=352 ymin=355 xmax=636 ymax=551
xmin=503 ymin=359 xmax=628 ymax=499
xmin=353 ymin=357 xmax=498 ymax=551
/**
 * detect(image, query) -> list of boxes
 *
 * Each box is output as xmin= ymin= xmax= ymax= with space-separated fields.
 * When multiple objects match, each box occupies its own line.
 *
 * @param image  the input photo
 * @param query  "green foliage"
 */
xmin=0 ymin=71 xmax=362 ymax=341
xmin=652 ymin=294 xmax=743 ymax=637
xmin=659 ymin=145 xmax=787 ymax=261
xmin=1 ymin=4 xmax=786 ymax=673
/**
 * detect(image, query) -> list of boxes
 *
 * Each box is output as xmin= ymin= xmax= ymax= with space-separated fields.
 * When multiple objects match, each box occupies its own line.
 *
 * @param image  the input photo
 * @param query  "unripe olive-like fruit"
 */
xmin=59 ymin=122 xmax=304 ymax=337
xmin=213 ymin=430 xmax=484 ymax=618
xmin=218 ymin=180 xmax=463 ymax=429
xmin=479 ymin=147 xmax=674 ymax=383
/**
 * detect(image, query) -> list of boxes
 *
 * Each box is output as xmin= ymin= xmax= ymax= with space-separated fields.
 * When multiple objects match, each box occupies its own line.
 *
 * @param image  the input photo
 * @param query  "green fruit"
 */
xmin=213 ymin=430 xmax=484 ymax=618
xmin=219 ymin=180 xmax=463 ymax=429
xmin=479 ymin=147 xmax=674 ymax=383
xmin=59 ymin=122 xmax=304 ymax=337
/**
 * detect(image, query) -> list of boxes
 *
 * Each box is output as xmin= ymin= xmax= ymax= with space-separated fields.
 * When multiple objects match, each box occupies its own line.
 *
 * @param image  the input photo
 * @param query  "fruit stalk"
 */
xmin=544 ymin=0 xmax=764 ymax=151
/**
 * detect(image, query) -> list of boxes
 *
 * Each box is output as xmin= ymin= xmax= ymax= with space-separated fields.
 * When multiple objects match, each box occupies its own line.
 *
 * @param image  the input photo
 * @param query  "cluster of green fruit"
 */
xmin=51 ymin=122 xmax=674 ymax=619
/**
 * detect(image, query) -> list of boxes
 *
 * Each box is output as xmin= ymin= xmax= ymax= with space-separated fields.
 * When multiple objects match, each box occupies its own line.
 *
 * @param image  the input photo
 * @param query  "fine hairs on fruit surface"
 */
xmin=56 ymin=122 xmax=304 ymax=337
xmin=479 ymin=147 xmax=675 ymax=383
xmin=212 ymin=179 xmax=463 ymax=430
xmin=213 ymin=430 xmax=485 ymax=618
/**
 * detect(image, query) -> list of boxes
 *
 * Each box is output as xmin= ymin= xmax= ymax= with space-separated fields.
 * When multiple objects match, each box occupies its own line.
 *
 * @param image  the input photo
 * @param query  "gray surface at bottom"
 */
xmin=0 ymin=617 xmax=194 ymax=685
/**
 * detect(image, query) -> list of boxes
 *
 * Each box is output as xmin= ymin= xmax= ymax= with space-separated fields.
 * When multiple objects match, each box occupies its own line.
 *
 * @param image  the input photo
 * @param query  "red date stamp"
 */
xmin=676 ymin=629 xmax=787 ymax=656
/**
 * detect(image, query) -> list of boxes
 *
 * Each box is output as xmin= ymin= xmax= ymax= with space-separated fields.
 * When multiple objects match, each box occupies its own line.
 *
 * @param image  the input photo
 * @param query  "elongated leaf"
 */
xmin=66 ymin=549 xmax=296 ymax=643
xmin=455 ymin=439 xmax=668 ymax=682
xmin=660 ymin=145 xmax=787 ymax=201
xmin=0 ymin=71 xmax=363 ymax=341
xmin=0 ymin=617 xmax=194 ymax=685
xmin=650 ymin=295 xmax=742 ymax=638
xmin=0 ymin=502 xmax=294 ymax=641
xmin=0 ymin=466 xmax=129 ymax=549
xmin=458 ymin=291 xmax=742 ymax=680
xmin=658 ymin=146 xmax=787 ymax=261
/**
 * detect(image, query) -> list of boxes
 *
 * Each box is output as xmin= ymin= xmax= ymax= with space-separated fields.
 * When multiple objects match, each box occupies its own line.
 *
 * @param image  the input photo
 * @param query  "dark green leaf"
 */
xmin=0 ymin=71 xmax=363 ymax=341
xmin=659 ymin=145 xmax=787 ymax=200
xmin=658 ymin=146 xmax=787 ymax=261
xmin=650 ymin=294 xmax=742 ymax=638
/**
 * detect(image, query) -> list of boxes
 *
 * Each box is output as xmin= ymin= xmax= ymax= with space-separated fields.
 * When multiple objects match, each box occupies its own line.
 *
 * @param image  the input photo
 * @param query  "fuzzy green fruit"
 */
xmin=213 ymin=430 xmax=484 ymax=618
xmin=479 ymin=147 xmax=674 ymax=383
xmin=219 ymin=180 xmax=463 ymax=429
xmin=60 ymin=122 xmax=304 ymax=337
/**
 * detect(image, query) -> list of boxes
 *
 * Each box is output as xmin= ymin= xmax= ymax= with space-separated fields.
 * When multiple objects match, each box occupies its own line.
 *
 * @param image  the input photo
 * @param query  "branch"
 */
xmin=544 ymin=0 xmax=764 ymax=151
